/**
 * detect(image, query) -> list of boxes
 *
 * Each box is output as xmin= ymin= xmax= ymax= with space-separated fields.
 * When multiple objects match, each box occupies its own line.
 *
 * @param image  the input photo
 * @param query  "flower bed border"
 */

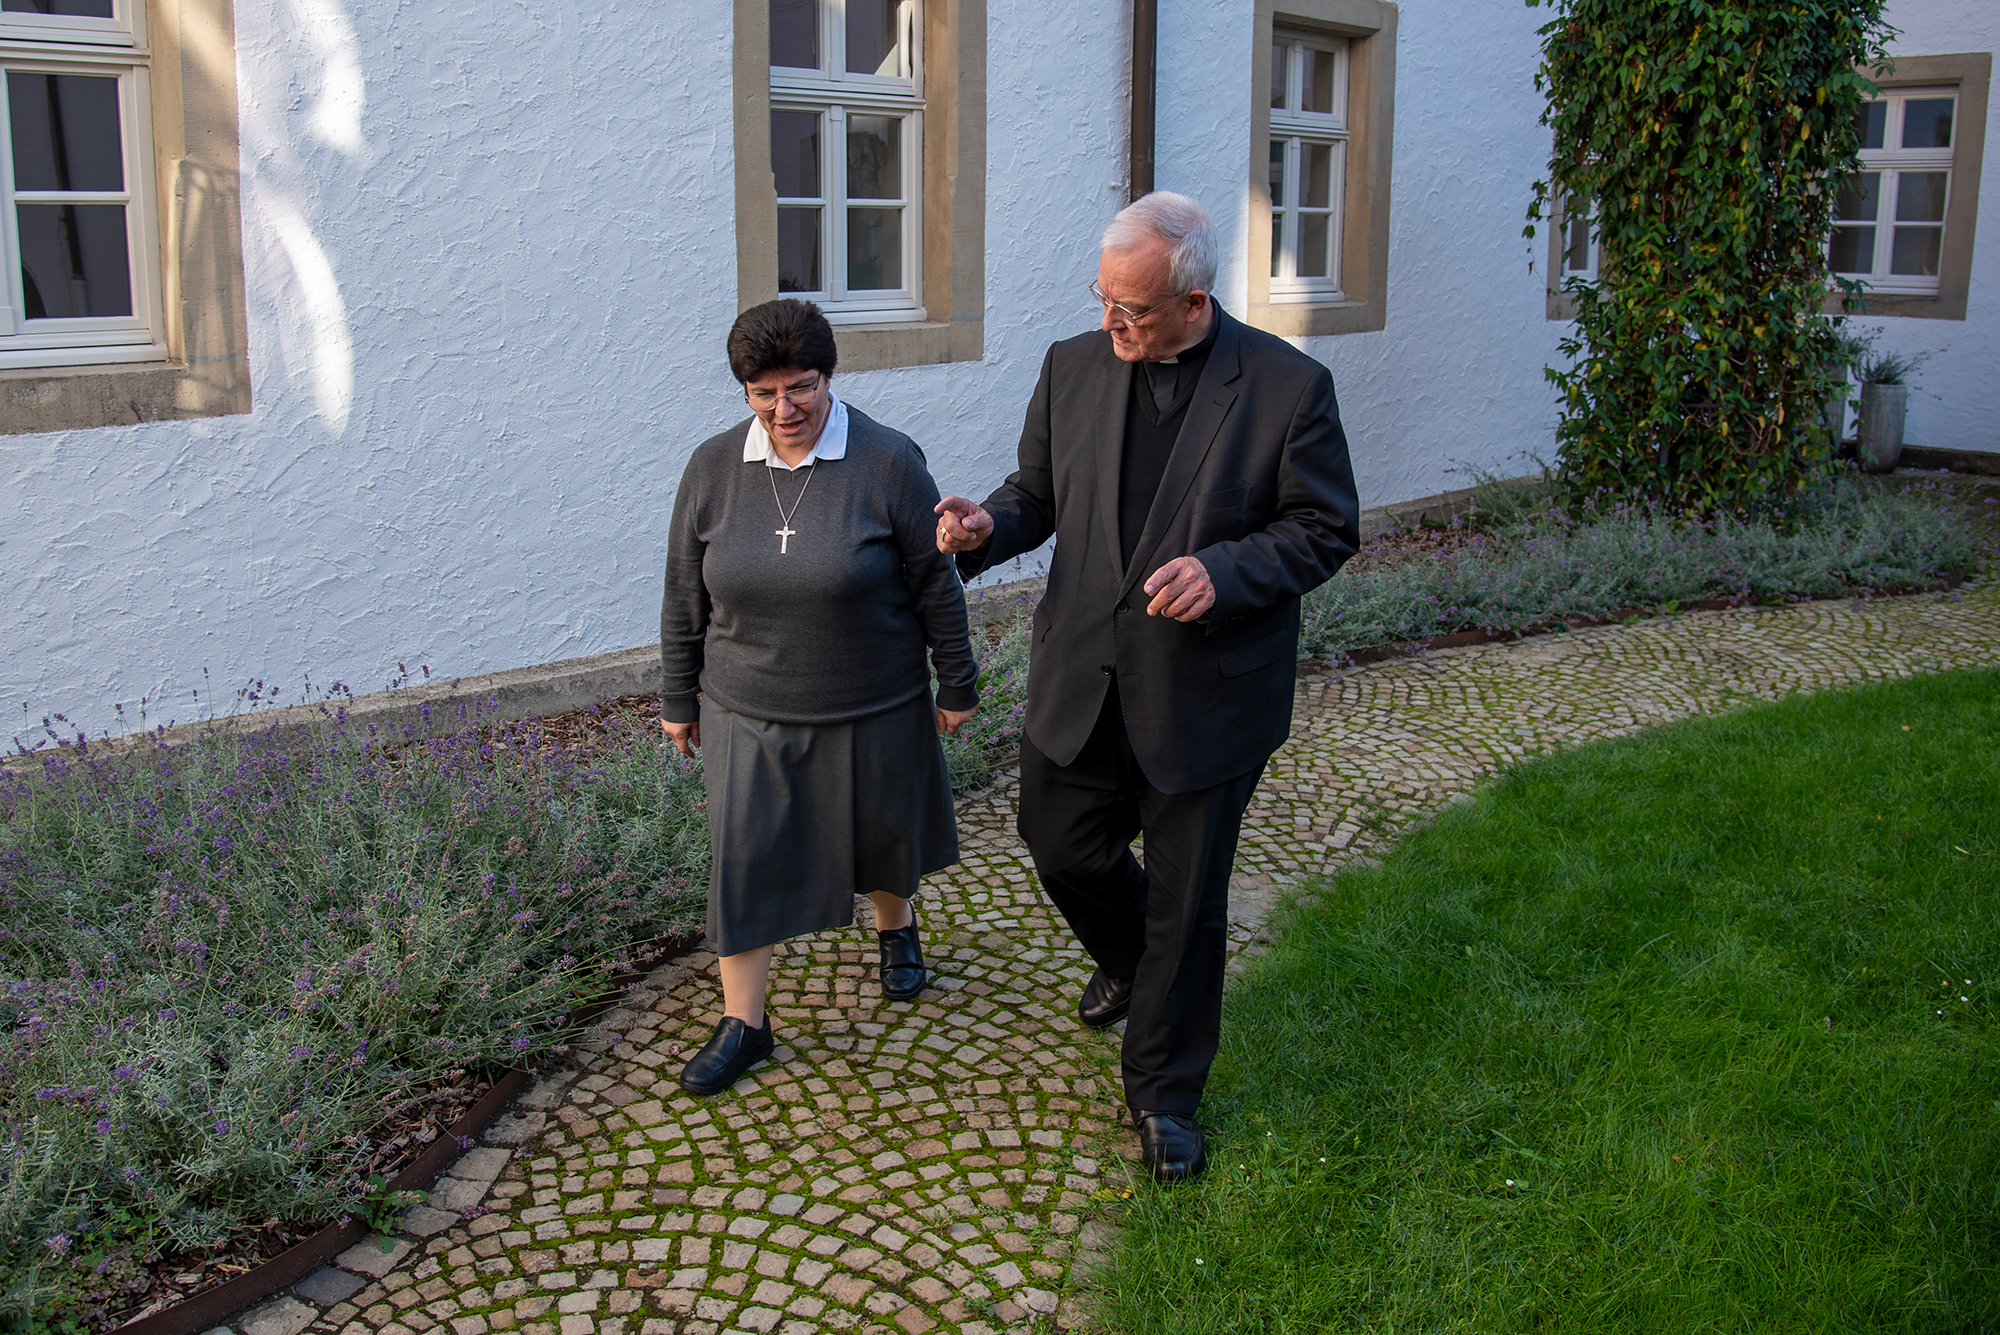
xmin=104 ymin=930 xmax=704 ymax=1335
xmin=111 ymin=1067 xmax=533 ymax=1335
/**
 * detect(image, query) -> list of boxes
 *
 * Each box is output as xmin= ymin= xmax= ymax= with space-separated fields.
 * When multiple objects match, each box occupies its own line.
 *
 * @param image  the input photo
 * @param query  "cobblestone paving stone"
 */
xmin=230 ymin=571 xmax=2000 ymax=1335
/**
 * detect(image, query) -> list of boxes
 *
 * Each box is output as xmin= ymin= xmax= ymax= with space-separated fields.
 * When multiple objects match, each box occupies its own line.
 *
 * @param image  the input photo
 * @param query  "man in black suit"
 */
xmin=935 ymin=192 xmax=1360 ymax=1181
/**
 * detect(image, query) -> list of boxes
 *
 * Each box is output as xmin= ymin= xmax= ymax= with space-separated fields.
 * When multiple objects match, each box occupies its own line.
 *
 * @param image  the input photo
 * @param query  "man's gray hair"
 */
xmin=1101 ymin=191 xmax=1218 ymax=296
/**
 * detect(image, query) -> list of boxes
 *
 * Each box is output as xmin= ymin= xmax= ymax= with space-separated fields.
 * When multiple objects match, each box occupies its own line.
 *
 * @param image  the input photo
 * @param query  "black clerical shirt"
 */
xmin=1118 ymin=306 xmax=1222 ymax=569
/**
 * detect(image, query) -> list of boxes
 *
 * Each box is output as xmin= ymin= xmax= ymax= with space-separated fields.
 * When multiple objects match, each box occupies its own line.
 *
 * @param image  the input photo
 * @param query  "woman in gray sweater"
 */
xmin=660 ymin=299 xmax=979 ymax=1096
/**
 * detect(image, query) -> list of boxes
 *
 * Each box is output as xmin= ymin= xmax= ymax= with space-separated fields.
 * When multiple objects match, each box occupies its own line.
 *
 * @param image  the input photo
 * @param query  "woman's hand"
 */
xmin=661 ymin=718 xmax=701 ymax=757
xmin=936 ymin=706 xmax=976 ymax=737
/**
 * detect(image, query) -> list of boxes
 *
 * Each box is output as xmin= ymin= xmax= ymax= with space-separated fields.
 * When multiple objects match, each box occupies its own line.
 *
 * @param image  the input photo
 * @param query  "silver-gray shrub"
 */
xmin=1301 ymin=477 xmax=1979 ymax=658
xmin=0 ymin=699 xmax=706 ymax=1323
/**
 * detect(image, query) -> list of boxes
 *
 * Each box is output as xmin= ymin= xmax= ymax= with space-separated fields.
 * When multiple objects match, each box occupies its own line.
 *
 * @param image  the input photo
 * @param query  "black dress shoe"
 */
xmin=677 ymin=1016 xmax=774 ymax=1096
xmin=1136 ymin=1111 xmax=1207 ymax=1183
xmin=1078 ymin=968 xmax=1135 ymax=1029
xmin=879 ymin=921 xmax=928 ymax=1000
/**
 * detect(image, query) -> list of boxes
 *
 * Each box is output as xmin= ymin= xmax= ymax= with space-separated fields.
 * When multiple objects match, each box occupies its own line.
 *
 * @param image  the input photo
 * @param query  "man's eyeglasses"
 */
xmin=745 ymin=375 xmax=822 ymax=410
xmin=1089 ymin=280 xmax=1188 ymax=325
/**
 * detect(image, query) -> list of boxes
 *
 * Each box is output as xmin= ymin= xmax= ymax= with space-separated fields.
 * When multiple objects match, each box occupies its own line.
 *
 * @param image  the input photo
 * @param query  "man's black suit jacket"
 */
xmin=959 ymin=307 xmax=1360 ymax=795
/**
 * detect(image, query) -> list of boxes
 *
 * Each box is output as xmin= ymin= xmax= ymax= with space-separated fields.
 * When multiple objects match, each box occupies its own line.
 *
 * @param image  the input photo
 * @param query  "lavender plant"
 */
xmin=0 ymin=697 xmax=706 ymax=1328
xmin=1301 ymin=477 xmax=1979 ymax=659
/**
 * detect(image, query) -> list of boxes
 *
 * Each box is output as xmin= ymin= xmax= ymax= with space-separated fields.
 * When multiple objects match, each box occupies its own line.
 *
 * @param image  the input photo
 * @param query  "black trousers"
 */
xmin=1017 ymin=686 xmax=1265 ymax=1116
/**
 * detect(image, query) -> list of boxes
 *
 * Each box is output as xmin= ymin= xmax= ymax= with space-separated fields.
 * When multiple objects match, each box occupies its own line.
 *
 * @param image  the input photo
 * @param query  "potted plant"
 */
xmin=1854 ymin=346 xmax=1929 ymax=474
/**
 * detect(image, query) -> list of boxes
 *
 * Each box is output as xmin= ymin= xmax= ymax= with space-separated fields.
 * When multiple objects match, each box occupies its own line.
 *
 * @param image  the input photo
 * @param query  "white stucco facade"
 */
xmin=1 ymin=0 xmax=1992 ymax=739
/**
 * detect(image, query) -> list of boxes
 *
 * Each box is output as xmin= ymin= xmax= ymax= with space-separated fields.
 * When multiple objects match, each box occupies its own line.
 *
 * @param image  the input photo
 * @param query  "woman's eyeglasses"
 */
xmin=746 ymin=375 xmax=822 ymax=410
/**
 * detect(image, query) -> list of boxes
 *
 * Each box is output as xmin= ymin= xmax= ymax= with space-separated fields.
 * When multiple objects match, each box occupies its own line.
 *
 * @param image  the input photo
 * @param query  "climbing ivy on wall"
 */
xmin=1528 ymin=0 xmax=1892 ymax=514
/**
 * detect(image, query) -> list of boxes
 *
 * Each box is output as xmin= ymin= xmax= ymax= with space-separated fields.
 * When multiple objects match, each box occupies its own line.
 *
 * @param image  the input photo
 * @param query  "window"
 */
xmin=1828 ymin=52 xmax=1990 ymax=322
xmin=0 ymin=0 xmax=163 ymax=369
xmin=1829 ymin=89 xmax=1957 ymax=295
xmin=1246 ymin=0 xmax=1396 ymax=340
xmin=1544 ymin=191 xmax=1598 ymax=320
xmin=733 ymin=0 xmax=985 ymax=371
xmin=768 ymin=0 xmax=923 ymax=323
xmin=1267 ymin=32 xmax=1348 ymax=302
xmin=0 ymin=0 xmax=252 ymax=435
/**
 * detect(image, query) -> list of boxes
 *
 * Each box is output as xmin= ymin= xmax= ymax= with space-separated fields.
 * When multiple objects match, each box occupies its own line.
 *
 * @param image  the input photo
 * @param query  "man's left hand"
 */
xmin=1143 ymin=556 xmax=1215 ymax=622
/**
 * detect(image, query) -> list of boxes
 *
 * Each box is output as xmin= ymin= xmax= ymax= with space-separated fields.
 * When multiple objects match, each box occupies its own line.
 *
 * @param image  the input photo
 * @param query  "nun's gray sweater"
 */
xmin=659 ymin=407 xmax=979 ymax=726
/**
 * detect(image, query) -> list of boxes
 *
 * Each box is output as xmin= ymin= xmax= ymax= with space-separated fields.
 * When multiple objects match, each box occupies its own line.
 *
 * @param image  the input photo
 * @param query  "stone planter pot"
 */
xmin=1857 ymin=381 xmax=1909 ymax=473
xmin=1823 ymin=386 xmax=1850 ymax=446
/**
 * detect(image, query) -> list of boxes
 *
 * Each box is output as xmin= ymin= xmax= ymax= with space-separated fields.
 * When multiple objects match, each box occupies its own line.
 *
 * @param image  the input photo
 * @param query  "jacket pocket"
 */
xmin=1217 ymin=630 xmax=1290 ymax=679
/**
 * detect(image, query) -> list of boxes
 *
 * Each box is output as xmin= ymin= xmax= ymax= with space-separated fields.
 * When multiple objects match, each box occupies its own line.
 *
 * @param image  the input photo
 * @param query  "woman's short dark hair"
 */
xmin=727 ymin=298 xmax=838 ymax=383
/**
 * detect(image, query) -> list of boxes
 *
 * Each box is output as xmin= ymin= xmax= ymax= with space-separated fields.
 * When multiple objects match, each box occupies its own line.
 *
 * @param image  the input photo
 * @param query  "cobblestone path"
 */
xmin=236 ymin=576 xmax=2000 ymax=1335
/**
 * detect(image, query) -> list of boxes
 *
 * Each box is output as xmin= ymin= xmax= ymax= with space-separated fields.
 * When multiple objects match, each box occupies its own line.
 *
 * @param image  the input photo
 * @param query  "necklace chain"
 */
xmin=769 ymin=461 xmax=817 ymax=554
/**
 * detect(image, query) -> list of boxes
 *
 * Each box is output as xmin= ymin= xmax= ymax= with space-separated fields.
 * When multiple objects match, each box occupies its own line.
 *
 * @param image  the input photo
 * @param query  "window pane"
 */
xmin=846 ymin=115 xmax=900 ymax=200
xmin=1827 ymin=226 xmax=1874 ymax=275
xmin=846 ymin=0 xmax=903 ymax=77
xmin=1302 ymin=142 xmax=1334 ymax=209
xmin=846 ymin=206 xmax=901 ymax=290
xmin=1270 ymin=213 xmax=1283 ymax=278
xmin=18 ymin=202 xmax=130 ymax=317
xmin=769 ymin=0 xmax=818 ymax=69
xmin=777 ymin=207 xmax=821 ymax=292
xmin=1894 ymin=171 xmax=1948 ymax=223
xmin=1890 ymin=225 xmax=1943 ymax=277
xmin=1854 ymin=101 xmax=1886 ymax=150
xmin=1301 ymin=46 xmax=1336 ymax=114
xmin=1268 ymin=139 xmax=1287 ymax=207
xmin=1565 ymin=212 xmax=1593 ymax=272
xmin=1901 ymin=98 xmax=1954 ymax=149
xmin=1833 ymin=173 xmax=1879 ymax=223
xmin=1298 ymin=213 xmax=1331 ymax=279
xmin=2 ymin=0 xmax=116 ymax=14
xmin=1270 ymin=40 xmax=1285 ymax=109
xmin=771 ymin=110 xmax=820 ymax=198
xmin=8 ymin=73 xmax=123 ymax=193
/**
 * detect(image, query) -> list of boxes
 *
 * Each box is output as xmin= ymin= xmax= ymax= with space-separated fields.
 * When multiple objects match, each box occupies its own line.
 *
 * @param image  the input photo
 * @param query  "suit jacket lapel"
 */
xmin=1092 ymin=339 xmax=1133 ymax=584
xmin=1120 ymin=309 xmax=1242 ymax=598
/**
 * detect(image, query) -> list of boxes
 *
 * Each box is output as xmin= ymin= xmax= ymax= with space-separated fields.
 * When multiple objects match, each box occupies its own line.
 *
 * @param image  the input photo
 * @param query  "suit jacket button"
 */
xmin=1115 ymin=600 xmax=1129 ymax=614
xmin=1101 ymin=664 xmax=1114 ymax=675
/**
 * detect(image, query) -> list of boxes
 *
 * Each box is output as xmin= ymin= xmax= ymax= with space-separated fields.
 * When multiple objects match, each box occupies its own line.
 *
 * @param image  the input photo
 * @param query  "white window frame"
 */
xmin=0 ymin=0 xmax=164 ymax=369
xmin=1268 ymin=30 xmax=1347 ymax=304
xmin=769 ymin=0 xmax=924 ymax=325
xmin=1829 ymin=87 xmax=1957 ymax=297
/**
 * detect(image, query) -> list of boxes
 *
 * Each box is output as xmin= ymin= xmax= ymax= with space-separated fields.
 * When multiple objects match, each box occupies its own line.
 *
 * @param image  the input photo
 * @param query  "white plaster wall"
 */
xmin=1299 ymin=0 xmax=1570 ymax=504
xmin=1157 ymin=0 xmax=1569 ymax=509
xmin=0 ymin=0 xmax=1134 ymax=738
xmin=1850 ymin=0 xmax=1999 ymax=455
xmin=6 ymin=0 xmax=1989 ymax=739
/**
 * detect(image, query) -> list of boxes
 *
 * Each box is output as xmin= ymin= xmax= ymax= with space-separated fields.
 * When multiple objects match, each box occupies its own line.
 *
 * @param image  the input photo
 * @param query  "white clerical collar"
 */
xmin=744 ymin=390 xmax=849 ymax=470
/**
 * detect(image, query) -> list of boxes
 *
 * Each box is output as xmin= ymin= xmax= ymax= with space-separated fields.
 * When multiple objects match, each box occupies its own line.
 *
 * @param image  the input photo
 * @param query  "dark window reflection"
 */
xmin=769 ymin=0 xmax=817 ymax=69
xmin=1854 ymin=101 xmax=1886 ymax=151
xmin=1891 ymin=226 xmax=1943 ymax=277
xmin=1902 ymin=99 xmax=1954 ymax=149
xmin=2 ymin=0 xmax=116 ymax=15
xmin=1833 ymin=173 xmax=1879 ymax=222
xmin=778 ymin=207 xmax=821 ymax=293
xmin=9 ymin=72 xmax=123 ymax=192
xmin=1895 ymin=171 xmax=1948 ymax=223
xmin=846 ymin=0 xmax=900 ymax=76
xmin=846 ymin=206 xmax=900 ymax=289
xmin=18 ymin=203 xmax=130 ymax=318
xmin=1827 ymin=227 xmax=1874 ymax=274
xmin=846 ymin=115 xmax=898 ymax=199
xmin=771 ymin=110 xmax=820 ymax=198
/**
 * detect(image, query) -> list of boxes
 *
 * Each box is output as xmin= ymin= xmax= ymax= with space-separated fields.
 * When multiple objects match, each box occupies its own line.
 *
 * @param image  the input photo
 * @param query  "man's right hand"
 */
xmin=934 ymin=496 xmax=995 ymax=555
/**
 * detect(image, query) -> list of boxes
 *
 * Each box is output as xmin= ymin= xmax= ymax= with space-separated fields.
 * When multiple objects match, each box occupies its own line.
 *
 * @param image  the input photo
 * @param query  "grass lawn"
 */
xmin=1093 ymin=666 xmax=2000 ymax=1333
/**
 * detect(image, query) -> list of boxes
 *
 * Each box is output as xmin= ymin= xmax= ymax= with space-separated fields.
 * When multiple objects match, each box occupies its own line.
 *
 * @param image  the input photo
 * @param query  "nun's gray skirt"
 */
xmin=700 ymin=691 xmax=959 ymax=956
